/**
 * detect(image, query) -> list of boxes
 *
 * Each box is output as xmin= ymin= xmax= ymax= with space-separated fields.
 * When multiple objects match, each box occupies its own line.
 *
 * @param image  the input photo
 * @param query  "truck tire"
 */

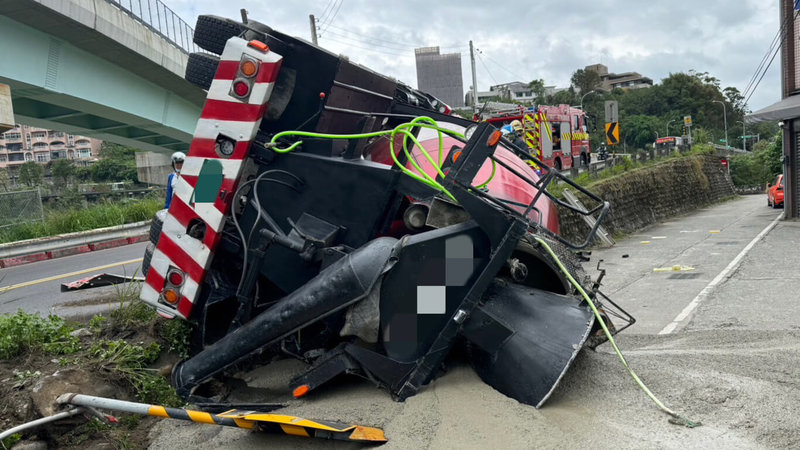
xmin=515 ymin=236 xmax=591 ymax=295
xmin=193 ymin=15 xmax=272 ymax=55
xmin=150 ymin=209 xmax=168 ymax=244
xmin=193 ymin=15 xmax=245 ymax=55
xmin=185 ymin=53 xmax=220 ymax=91
xmin=142 ymin=242 xmax=155 ymax=277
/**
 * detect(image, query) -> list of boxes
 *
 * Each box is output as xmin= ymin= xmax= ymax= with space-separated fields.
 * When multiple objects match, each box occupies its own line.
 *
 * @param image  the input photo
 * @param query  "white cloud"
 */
xmin=170 ymin=0 xmax=783 ymax=111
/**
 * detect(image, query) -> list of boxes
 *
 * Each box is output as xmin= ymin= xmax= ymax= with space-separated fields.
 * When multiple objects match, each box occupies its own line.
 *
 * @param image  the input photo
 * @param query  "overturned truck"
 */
xmin=140 ymin=14 xmax=630 ymax=409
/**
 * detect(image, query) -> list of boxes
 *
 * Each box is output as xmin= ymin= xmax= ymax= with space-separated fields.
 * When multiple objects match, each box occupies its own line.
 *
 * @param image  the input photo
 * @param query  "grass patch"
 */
xmin=0 ymin=311 xmax=81 ymax=359
xmin=89 ymin=339 xmax=181 ymax=406
xmin=0 ymin=196 xmax=162 ymax=244
xmin=1 ymin=433 xmax=22 ymax=449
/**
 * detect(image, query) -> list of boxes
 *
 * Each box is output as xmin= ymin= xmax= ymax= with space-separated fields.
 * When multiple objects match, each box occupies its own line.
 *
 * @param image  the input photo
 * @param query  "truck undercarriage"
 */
xmin=140 ymin=13 xmax=632 ymax=410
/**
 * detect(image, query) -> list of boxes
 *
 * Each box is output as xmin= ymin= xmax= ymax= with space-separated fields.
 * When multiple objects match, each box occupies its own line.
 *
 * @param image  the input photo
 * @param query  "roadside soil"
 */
xmin=0 ymin=318 xmax=171 ymax=449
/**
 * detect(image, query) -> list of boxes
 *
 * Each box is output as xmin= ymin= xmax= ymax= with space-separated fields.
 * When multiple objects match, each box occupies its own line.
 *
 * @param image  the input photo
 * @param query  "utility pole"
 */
xmin=470 ymin=40 xmax=478 ymax=116
xmin=309 ymin=14 xmax=318 ymax=45
xmin=739 ymin=120 xmax=746 ymax=150
xmin=713 ymin=100 xmax=728 ymax=149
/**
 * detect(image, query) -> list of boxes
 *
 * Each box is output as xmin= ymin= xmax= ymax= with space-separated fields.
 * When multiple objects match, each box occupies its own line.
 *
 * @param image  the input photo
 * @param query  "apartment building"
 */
xmin=0 ymin=124 xmax=101 ymax=169
xmin=585 ymin=64 xmax=653 ymax=92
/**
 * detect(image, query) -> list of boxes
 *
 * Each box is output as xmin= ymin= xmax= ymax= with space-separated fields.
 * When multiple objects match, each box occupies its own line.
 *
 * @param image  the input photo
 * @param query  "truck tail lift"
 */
xmin=131 ymin=13 xmax=633 ymax=412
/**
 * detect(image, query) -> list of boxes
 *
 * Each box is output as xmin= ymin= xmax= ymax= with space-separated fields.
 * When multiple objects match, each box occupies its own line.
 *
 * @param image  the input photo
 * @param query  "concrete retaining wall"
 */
xmin=559 ymin=155 xmax=735 ymax=244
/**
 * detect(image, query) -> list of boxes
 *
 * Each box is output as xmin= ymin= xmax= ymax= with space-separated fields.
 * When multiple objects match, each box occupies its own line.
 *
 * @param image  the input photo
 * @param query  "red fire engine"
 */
xmin=479 ymin=105 xmax=592 ymax=171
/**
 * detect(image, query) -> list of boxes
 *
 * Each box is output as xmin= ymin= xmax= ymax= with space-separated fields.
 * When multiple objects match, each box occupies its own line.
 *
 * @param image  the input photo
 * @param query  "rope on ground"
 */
xmin=534 ymin=236 xmax=701 ymax=428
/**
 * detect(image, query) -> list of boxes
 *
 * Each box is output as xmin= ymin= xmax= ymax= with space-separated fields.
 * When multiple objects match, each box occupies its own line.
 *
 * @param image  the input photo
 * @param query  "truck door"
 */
xmin=560 ymin=122 xmax=571 ymax=155
xmin=541 ymin=121 xmax=553 ymax=159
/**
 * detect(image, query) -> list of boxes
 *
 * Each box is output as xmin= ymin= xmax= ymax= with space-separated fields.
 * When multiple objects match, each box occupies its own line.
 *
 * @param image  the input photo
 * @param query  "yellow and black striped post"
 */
xmin=56 ymin=393 xmax=386 ymax=444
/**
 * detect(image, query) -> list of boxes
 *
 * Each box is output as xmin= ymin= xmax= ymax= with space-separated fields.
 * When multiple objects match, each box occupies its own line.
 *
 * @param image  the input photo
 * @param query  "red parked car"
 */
xmin=767 ymin=174 xmax=784 ymax=208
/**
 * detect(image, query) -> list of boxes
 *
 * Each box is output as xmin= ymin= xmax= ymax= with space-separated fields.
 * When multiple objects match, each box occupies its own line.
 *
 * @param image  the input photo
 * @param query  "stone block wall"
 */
xmin=559 ymin=155 xmax=735 ymax=244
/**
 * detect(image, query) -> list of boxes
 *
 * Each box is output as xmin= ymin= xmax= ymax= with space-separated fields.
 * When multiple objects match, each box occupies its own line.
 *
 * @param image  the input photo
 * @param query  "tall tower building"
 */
xmin=414 ymin=47 xmax=464 ymax=107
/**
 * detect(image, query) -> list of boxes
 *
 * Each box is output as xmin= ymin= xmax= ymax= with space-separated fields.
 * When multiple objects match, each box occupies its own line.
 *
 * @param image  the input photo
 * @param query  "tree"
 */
xmin=549 ymin=88 xmax=575 ymax=106
xmin=623 ymin=115 xmax=662 ymax=148
xmin=90 ymin=158 xmax=138 ymax=183
xmin=90 ymin=142 xmax=139 ymax=183
xmin=528 ymin=79 xmax=547 ymax=105
xmin=570 ymin=69 xmax=602 ymax=95
xmin=730 ymin=133 xmax=782 ymax=186
xmin=50 ymin=159 xmax=76 ymax=187
xmin=18 ymin=161 xmax=44 ymax=187
xmin=0 ymin=168 xmax=9 ymax=192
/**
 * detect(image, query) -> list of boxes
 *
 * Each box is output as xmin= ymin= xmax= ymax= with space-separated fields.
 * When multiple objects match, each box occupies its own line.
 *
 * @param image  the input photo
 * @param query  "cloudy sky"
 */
xmin=167 ymin=0 xmax=783 ymax=112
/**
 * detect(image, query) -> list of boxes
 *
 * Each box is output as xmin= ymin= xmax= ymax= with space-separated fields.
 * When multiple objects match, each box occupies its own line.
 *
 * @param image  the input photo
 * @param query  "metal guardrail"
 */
xmin=0 ymin=220 xmax=150 ymax=260
xmin=105 ymin=0 xmax=198 ymax=54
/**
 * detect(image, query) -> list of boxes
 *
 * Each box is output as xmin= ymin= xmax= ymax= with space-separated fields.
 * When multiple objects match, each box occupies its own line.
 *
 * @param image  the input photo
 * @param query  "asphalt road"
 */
xmin=583 ymin=194 xmax=783 ymax=334
xmin=0 ymin=241 xmax=148 ymax=317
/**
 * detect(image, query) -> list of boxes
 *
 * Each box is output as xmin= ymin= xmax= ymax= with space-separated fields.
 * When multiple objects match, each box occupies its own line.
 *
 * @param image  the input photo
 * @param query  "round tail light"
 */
xmin=240 ymin=60 xmax=258 ymax=77
xmin=233 ymin=80 xmax=250 ymax=97
xmin=163 ymin=289 xmax=180 ymax=305
xmin=168 ymin=270 xmax=184 ymax=286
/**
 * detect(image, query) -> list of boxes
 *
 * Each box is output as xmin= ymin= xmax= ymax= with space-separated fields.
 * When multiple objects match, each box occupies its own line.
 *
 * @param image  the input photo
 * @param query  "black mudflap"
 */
xmin=463 ymin=281 xmax=594 ymax=408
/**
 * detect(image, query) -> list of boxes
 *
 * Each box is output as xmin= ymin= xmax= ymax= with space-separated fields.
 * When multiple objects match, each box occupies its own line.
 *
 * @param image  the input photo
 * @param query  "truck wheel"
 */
xmin=193 ymin=15 xmax=272 ymax=55
xmin=553 ymin=158 xmax=562 ymax=171
xmin=150 ymin=209 xmax=167 ymax=244
xmin=142 ymin=242 xmax=155 ymax=277
xmin=185 ymin=53 xmax=220 ymax=91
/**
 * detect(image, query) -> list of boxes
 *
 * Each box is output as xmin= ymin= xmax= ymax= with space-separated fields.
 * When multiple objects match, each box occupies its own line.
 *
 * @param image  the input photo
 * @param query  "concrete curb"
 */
xmin=0 ymin=221 xmax=150 ymax=268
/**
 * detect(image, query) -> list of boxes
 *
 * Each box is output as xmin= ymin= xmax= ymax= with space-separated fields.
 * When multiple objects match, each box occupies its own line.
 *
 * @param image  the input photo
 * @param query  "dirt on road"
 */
xmin=146 ymin=328 xmax=800 ymax=449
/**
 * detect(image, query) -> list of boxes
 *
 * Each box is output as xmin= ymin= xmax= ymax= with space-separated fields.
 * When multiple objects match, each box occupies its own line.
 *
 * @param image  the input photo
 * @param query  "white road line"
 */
xmin=658 ymin=213 xmax=783 ymax=335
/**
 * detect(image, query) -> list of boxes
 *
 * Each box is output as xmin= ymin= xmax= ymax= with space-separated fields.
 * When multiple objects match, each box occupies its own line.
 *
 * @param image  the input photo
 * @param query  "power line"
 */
xmin=743 ymin=9 xmax=798 ymax=102
xmin=319 ymin=0 xmax=344 ymax=35
xmin=317 ymin=0 xmax=336 ymax=26
xmin=320 ymin=35 xmax=415 ymax=57
xmin=475 ymin=48 xmax=525 ymax=81
xmin=475 ymin=52 xmax=499 ymax=85
xmin=323 ymin=29 xmax=420 ymax=52
xmin=745 ymin=42 xmax=782 ymax=106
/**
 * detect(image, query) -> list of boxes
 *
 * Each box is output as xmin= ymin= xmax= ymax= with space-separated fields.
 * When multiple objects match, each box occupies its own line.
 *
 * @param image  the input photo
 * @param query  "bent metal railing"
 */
xmin=105 ymin=0 xmax=198 ymax=54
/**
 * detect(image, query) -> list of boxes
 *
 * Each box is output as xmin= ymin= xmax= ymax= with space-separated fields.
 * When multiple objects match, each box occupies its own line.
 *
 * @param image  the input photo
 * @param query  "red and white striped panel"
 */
xmin=141 ymin=37 xmax=283 ymax=319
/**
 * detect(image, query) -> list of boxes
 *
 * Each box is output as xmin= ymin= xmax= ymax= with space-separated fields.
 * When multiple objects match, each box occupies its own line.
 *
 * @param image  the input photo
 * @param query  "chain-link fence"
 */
xmin=0 ymin=189 xmax=44 ymax=229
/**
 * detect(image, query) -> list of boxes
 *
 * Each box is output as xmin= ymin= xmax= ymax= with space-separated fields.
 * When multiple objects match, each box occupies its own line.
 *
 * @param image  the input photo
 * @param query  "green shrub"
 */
xmin=0 ymin=311 xmax=81 ymax=359
xmin=730 ymin=134 xmax=782 ymax=186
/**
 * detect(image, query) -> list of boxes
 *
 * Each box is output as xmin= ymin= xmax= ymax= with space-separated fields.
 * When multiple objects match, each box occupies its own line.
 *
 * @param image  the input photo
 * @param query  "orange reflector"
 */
xmin=240 ymin=60 xmax=258 ymax=77
xmin=163 ymin=289 xmax=180 ymax=305
xmin=487 ymin=130 xmax=502 ymax=147
xmin=247 ymin=40 xmax=269 ymax=52
xmin=293 ymin=384 xmax=310 ymax=398
xmin=451 ymin=150 xmax=462 ymax=163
